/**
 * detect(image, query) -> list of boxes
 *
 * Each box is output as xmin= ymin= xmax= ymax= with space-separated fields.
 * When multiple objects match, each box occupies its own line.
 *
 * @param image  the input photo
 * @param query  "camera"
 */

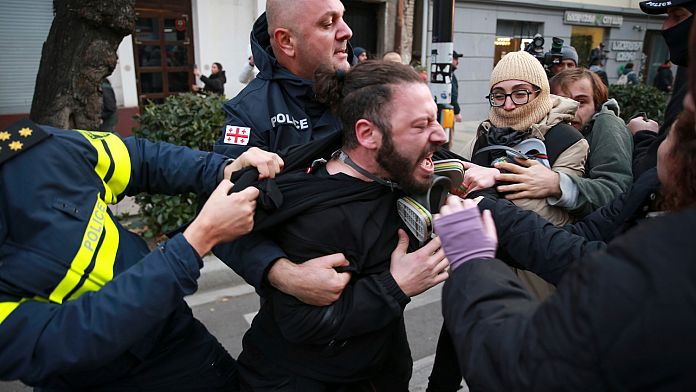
xmin=524 ymin=34 xmax=565 ymax=68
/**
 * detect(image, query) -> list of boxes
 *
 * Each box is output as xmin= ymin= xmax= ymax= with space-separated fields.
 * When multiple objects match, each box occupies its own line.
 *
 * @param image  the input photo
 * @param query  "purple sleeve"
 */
xmin=434 ymin=208 xmax=496 ymax=271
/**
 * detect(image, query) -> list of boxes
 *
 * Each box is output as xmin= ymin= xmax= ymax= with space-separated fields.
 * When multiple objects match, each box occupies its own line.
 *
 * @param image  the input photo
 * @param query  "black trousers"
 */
xmin=35 ymin=319 xmax=239 ymax=392
xmin=426 ymin=324 xmax=462 ymax=392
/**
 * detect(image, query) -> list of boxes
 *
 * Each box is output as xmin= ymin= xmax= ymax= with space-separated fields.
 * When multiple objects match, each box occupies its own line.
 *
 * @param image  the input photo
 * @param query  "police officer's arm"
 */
xmin=123 ymin=137 xmax=281 ymax=197
xmin=271 ymin=268 xmax=411 ymax=344
xmin=214 ymin=237 xmax=351 ymax=305
xmin=0 ymin=182 xmax=257 ymax=383
xmin=213 ymin=100 xmax=271 ymax=159
xmin=269 ymin=235 xmax=448 ymax=343
xmin=123 ymin=137 xmax=228 ymax=196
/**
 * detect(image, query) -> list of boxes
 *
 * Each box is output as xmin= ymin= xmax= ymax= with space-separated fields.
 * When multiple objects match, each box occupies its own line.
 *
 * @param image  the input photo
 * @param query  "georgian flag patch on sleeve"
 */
xmin=224 ymin=125 xmax=251 ymax=145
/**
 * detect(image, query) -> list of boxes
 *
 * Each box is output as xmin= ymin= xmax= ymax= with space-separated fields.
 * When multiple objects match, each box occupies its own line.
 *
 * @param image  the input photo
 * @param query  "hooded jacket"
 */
xmin=213 ymin=13 xmax=349 ymax=159
xmin=548 ymin=99 xmax=633 ymax=217
xmin=200 ymin=70 xmax=226 ymax=95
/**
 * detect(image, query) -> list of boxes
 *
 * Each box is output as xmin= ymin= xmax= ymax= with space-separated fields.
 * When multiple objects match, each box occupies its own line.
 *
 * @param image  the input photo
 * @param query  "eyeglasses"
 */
xmin=485 ymin=89 xmax=540 ymax=107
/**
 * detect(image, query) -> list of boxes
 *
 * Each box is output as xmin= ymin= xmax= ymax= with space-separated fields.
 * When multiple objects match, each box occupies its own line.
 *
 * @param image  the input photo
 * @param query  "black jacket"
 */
xmin=476 ymin=167 xmax=660 ymax=285
xmin=653 ymin=66 xmax=674 ymax=92
xmin=451 ymin=73 xmax=460 ymax=115
xmin=443 ymin=206 xmax=696 ymax=391
xmin=633 ymin=66 xmax=688 ymax=178
xmin=200 ymin=70 xmax=226 ymax=95
xmin=233 ymin=136 xmax=413 ymax=387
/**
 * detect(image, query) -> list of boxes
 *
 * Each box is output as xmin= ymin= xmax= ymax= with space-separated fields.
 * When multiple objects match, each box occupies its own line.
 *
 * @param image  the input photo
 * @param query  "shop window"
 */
xmin=494 ymin=20 xmax=543 ymax=66
xmin=570 ymin=26 xmax=607 ymax=67
xmin=136 ymin=18 xmax=160 ymax=41
xmin=138 ymin=45 xmax=162 ymax=67
xmin=168 ymin=72 xmax=190 ymax=93
xmin=140 ymin=73 xmax=163 ymax=93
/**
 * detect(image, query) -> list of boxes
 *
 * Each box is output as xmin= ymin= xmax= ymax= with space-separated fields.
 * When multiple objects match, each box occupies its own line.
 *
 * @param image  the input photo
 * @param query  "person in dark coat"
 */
xmin=451 ymin=51 xmax=462 ymax=123
xmin=653 ymin=60 xmax=675 ymax=92
xmin=232 ymin=61 xmax=449 ymax=390
xmin=435 ymin=105 xmax=696 ymax=390
xmin=193 ymin=62 xmax=226 ymax=95
xmin=629 ymin=0 xmax=694 ymax=177
xmin=100 ymin=78 xmax=118 ymax=132
xmin=589 ymin=58 xmax=609 ymax=86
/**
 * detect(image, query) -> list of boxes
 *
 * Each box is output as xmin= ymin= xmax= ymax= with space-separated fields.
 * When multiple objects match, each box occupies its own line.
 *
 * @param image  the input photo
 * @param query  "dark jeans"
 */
xmin=426 ymin=324 xmax=462 ymax=392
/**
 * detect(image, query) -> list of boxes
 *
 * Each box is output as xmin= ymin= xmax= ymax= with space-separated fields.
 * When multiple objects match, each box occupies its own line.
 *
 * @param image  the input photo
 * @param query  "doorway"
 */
xmin=133 ymin=0 xmax=194 ymax=105
xmin=343 ymin=0 xmax=380 ymax=59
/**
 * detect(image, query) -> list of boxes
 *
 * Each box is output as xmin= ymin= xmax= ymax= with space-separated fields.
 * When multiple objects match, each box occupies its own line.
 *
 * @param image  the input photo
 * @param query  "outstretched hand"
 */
xmin=494 ymin=158 xmax=560 ymax=200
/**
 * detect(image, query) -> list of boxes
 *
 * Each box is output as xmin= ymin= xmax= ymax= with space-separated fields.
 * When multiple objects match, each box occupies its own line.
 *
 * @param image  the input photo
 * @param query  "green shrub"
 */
xmin=132 ymin=93 xmax=226 ymax=238
xmin=608 ymin=84 xmax=668 ymax=123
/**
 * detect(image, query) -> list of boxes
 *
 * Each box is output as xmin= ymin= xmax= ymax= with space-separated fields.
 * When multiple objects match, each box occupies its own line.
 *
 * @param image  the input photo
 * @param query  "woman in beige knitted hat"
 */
xmin=463 ymin=50 xmax=589 ymax=299
xmin=465 ymin=51 xmax=588 ymax=226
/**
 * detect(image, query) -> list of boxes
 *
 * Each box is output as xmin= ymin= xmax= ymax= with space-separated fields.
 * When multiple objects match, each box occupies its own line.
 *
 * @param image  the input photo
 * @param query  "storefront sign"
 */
xmin=612 ymin=40 xmax=643 ymax=52
xmin=616 ymin=52 xmax=637 ymax=61
xmin=564 ymin=11 xmax=623 ymax=27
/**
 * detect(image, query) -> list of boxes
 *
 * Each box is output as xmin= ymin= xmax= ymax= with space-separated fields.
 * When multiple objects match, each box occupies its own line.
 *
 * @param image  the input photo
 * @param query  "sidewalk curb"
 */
xmin=198 ymin=254 xmax=248 ymax=293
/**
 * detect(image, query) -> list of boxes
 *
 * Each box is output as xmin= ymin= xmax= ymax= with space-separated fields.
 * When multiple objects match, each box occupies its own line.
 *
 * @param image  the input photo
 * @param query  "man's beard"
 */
xmin=376 ymin=130 xmax=434 ymax=195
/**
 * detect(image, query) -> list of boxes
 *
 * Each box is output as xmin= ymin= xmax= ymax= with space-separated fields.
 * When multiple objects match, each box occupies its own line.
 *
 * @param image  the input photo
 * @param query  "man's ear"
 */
xmin=272 ymin=28 xmax=295 ymax=58
xmin=355 ymin=119 xmax=381 ymax=150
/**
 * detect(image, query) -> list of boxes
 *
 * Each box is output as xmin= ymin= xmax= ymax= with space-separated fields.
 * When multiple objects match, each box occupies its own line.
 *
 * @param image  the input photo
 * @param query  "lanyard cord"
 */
xmin=335 ymin=150 xmax=401 ymax=191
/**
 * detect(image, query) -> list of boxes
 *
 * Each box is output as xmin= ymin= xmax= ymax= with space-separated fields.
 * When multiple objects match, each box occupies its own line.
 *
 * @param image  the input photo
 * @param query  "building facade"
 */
xmin=448 ymin=0 xmax=669 ymax=120
xmin=0 ymin=0 xmax=413 ymax=134
xmin=0 ymin=0 xmax=673 ymax=130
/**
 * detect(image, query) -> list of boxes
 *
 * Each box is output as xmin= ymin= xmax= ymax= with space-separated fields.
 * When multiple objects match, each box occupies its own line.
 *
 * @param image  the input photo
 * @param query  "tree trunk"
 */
xmin=30 ymin=0 xmax=135 ymax=130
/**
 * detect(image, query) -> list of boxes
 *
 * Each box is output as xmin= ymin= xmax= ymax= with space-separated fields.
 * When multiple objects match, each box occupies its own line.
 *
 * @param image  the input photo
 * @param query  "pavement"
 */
xmin=0 ymin=121 xmax=481 ymax=392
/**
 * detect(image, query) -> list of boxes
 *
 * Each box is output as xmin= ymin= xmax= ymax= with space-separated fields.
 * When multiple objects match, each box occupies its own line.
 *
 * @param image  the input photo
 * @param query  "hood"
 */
xmin=250 ymin=13 xmax=354 ymax=82
xmin=528 ymin=95 xmax=578 ymax=139
xmin=598 ymin=98 xmax=620 ymax=118
xmin=211 ymin=70 xmax=226 ymax=83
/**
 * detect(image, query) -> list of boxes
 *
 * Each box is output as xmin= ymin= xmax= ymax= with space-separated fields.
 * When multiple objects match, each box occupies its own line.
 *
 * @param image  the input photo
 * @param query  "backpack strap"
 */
xmin=543 ymin=122 xmax=583 ymax=166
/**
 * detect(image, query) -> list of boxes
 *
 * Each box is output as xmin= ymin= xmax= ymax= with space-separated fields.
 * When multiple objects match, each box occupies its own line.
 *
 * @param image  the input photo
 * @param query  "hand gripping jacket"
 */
xmin=0 ymin=124 xmax=228 ymax=388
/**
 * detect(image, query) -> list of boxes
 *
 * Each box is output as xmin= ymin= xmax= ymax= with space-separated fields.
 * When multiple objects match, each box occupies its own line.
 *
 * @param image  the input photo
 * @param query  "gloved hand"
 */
xmin=434 ymin=196 xmax=497 ymax=271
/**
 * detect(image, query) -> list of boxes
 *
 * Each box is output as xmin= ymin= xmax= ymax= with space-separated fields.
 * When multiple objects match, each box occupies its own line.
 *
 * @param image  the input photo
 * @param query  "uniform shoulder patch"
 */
xmin=223 ymin=125 xmax=251 ymax=145
xmin=0 ymin=119 xmax=50 ymax=166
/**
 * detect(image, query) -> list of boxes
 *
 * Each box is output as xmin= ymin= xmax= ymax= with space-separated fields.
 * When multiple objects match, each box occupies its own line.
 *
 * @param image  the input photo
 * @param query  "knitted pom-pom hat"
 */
xmin=488 ymin=51 xmax=553 ymax=131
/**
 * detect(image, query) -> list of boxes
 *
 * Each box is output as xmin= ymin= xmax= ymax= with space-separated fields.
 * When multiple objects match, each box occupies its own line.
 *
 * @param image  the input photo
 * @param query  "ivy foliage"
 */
xmin=608 ymin=84 xmax=668 ymax=123
xmin=132 ymin=93 xmax=226 ymax=237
